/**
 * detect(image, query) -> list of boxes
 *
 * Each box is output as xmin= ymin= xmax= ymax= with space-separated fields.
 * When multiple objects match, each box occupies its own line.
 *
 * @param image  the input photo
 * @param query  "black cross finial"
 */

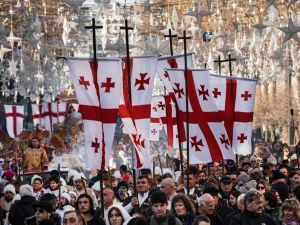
xmin=178 ymin=30 xmax=192 ymax=70
xmin=214 ymin=54 xmax=236 ymax=76
xmin=120 ymin=19 xmax=134 ymax=100
xmin=164 ymin=29 xmax=177 ymax=56
xmin=84 ymin=18 xmax=103 ymax=69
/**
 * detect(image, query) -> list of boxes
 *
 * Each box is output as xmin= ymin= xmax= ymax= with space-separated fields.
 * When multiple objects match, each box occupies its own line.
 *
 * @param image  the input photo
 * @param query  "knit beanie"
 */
xmin=61 ymin=192 xmax=71 ymax=202
xmin=4 ymin=184 xmax=16 ymax=195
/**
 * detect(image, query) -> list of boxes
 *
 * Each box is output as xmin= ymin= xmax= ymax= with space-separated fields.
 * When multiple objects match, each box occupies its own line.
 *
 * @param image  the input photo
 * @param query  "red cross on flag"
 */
xmin=150 ymin=98 xmax=162 ymax=141
xmin=119 ymin=56 xmax=158 ymax=168
xmin=42 ymin=102 xmax=69 ymax=132
xmin=209 ymin=74 xmax=257 ymax=155
xmin=166 ymin=69 xmax=235 ymax=164
xmin=32 ymin=104 xmax=44 ymax=127
xmin=67 ymin=58 xmax=122 ymax=170
xmin=4 ymin=105 xmax=24 ymax=138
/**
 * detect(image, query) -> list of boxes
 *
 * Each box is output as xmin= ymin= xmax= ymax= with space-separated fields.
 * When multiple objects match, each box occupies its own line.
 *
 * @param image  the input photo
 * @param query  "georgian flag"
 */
xmin=150 ymin=98 xmax=162 ymax=141
xmin=119 ymin=56 xmax=158 ymax=168
xmin=209 ymin=74 xmax=257 ymax=155
xmin=4 ymin=105 xmax=24 ymax=138
xmin=42 ymin=102 xmax=69 ymax=132
xmin=166 ymin=69 xmax=235 ymax=164
xmin=67 ymin=58 xmax=123 ymax=170
xmin=32 ymin=104 xmax=44 ymax=127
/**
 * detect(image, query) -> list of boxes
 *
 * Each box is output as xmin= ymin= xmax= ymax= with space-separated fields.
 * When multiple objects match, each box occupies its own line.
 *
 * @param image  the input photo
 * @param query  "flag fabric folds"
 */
xmin=4 ymin=105 xmax=24 ymax=138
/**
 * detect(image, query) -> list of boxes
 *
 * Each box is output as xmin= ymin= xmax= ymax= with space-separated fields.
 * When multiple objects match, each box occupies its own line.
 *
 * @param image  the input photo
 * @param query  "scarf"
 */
xmin=282 ymin=217 xmax=300 ymax=225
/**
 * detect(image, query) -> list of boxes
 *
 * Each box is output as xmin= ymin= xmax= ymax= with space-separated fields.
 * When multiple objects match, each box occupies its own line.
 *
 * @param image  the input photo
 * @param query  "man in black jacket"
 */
xmin=229 ymin=189 xmax=276 ymax=225
xmin=8 ymin=184 xmax=36 ymax=225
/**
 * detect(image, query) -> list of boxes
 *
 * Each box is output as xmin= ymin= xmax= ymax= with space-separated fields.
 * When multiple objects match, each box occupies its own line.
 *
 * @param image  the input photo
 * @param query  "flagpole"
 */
xmin=179 ymin=30 xmax=191 ymax=195
xmin=120 ymin=20 xmax=138 ymax=197
xmin=58 ymin=163 xmax=61 ymax=208
xmin=84 ymin=18 xmax=105 ymax=218
xmin=164 ymin=30 xmax=184 ymax=183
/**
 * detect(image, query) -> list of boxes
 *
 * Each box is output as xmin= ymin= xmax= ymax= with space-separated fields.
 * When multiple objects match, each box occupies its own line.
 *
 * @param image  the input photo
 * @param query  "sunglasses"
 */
xmin=35 ymin=208 xmax=46 ymax=214
xmin=256 ymin=186 xmax=265 ymax=190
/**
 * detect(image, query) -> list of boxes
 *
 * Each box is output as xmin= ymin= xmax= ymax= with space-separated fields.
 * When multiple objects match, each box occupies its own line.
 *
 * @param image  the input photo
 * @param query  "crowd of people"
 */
xmin=0 ymin=134 xmax=299 ymax=225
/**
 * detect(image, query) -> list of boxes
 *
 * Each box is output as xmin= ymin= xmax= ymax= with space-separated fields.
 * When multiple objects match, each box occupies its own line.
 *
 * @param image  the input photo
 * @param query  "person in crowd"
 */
xmin=69 ymin=191 xmax=78 ymax=207
xmin=229 ymin=189 xmax=276 ymax=225
xmin=8 ymin=184 xmax=36 ymax=225
xmin=197 ymin=193 xmax=222 ymax=225
xmin=123 ymin=175 xmax=152 ymax=217
xmin=149 ymin=191 xmax=182 ymax=225
xmin=23 ymin=137 xmax=49 ymax=172
xmin=56 ymin=192 xmax=72 ymax=219
xmin=28 ymin=200 xmax=61 ymax=225
xmin=160 ymin=178 xmax=177 ymax=209
xmin=229 ymin=190 xmax=241 ymax=211
xmin=40 ymin=193 xmax=58 ymax=212
xmin=0 ymin=184 xmax=16 ymax=218
xmin=45 ymin=175 xmax=67 ymax=200
xmin=224 ymin=194 xmax=246 ymax=225
xmin=263 ymin=191 xmax=280 ymax=225
xmin=126 ymin=216 xmax=148 ymax=225
xmin=76 ymin=193 xmax=102 ymax=225
xmin=103 ymin=188 xmax=119 ymax=224
xmin=219 ymin=176 xmax=235 ymax=200
xmin=177 ymin=171 xmax=202 ymax=201
xmin=279 ymin=166 xmax=289 ymax=177
xmin=171 ymin=193 xmax=195 ymax=225
xmin=107 ymin=205 xmax=131 ymax=225
xmin=293 ymin=186 xmax=300 ymax=201
xmin=272 ymin=171 xmax=289 ymax=202
xmin=63 ymin=210 xmax=87 ymax=225
xmin=193 ymin=215 xmax=211 ymax=225
xmin=256 ymin=180 xmax=271 ymax=194
xmin=279 ymin=198 xmax=300 ymax=225
xmin=32 ymin=175 xmax=46 ymax=200
xmin=288 ymin=171 xmax=300 ymax=191
xmin=73 ymin=174 xmax=98 ymax=209
xmin=114 ymin=181 xmax=130 ymax=203
xmin=196 ymin=170 xmax=207 ymax=192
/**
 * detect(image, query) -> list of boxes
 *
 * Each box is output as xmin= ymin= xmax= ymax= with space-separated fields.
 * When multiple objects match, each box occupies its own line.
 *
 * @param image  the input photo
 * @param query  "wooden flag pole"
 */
xmin=58 ymin=163 xmax=61 ymax=208
xmin=178 ymin=30 xmax=191 ymax=195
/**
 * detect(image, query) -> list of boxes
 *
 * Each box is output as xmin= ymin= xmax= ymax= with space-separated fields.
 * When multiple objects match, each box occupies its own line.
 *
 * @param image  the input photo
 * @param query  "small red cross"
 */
xmin=135 ymin=73 xmax=150 ymax=90
xmin=190 ymin=136 xmax=203 ymax=152
xmin=220 ymin=134 xmax=230 ymax=150
xmin=241 ymin=91 xmax=252 ymax=101
xmin=173 ymin=83 xmax=184 ymax=99
xmin=212 ymin=88 xmax=221 ymax=98
xmin=198 ymin=85 xmax=209 ymax=101
xmin=91 ymin=137 xmax=100 ymax=153
xmin=152 ymin=106 xmax=158 ymax=112
xmin=151 ymin=129 xmax=158 ymax=135
xmin=157 ymin=101 xmax=165 ymax=110
xmin=101 ymin=77 xmax=115 ymax=93
xmin=79 ymin=76 xmax=90 ymax=90
xmin=237 ymin=133 xmax=247 ymax=143
xmin=164 ymin=71 xmax=170 ymax=80
xmin=132 ymin=134 xmax=145 ymax=148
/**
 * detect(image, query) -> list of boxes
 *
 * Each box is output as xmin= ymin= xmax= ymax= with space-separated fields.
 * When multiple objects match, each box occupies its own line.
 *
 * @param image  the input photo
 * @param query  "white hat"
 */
xmin=113 ymin=170 xmax=121 ymax=179
xmin=61 ymin=192 xmax=71 ymax=202
xmin=68 ymin=191 xmax=77 ymax=200
xmin=63 ymin=205 xmax=75 ymax=214
xmin=91 ymin=181 xmax=103 ymax=191
xmin=73 ymin=172 xmax=86 ymax=182
xmin=67 ymin=169 xmax=79 ymax=182
xmin=19 ymin=184 xmax=34 ymax=197
xmin=291 ymin=154 xmax=297 ymax=160
xmin=60 ymin=177 xmax=66 ymax=187
xmin=4 ymin=184 xmax=16 ymax=195
xmin=31 ymin=175 xmax=43 ymax=185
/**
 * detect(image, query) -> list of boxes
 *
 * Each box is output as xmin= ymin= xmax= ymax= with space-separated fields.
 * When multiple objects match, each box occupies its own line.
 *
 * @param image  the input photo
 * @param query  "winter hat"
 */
xmin=48 ymin=174 xmax=60 ymax=184
xmin=20 ymin=184 xmax=34 ymax=197
xmin=33 ymin=201 xmax=53 ymax=213
xmin=237 ymin=172 xmax=251 ymax=185
xmin=31 ymin=175 xmax=43 ymax=185
xmin=4 ymin=184 xmax=16 ymax=195
xmin=67 ymin=169 xmax=79 ymax=182
xmin=63 ymin=205 xmax=75 ymax=213
xmin=61 ymin=192 xmax=71 ymax=202
xmin=150 ymin=191 xmax=168 ymax=205
xmin=73 ymin=172 xmax=86 ymax=182
xmin=68 ymin=191 xmax=77 ymax=201
xmin=4 ymin=170 xmax=15 ymax=180
xmin=60 ymin=178 xmax=66 ymax=186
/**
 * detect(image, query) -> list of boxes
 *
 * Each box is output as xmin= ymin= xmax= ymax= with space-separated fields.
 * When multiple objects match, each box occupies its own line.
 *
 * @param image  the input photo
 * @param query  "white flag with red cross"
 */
xmin=151 ymin=96 xmax=179 ymax=149
xmin=166 ymin=69 xmax=235 ymax=164
xmin=4 ymin=105 xmax=24 ymax=138
xmin=32 ymin=104 xmax=44 ymax=127
xmin=119 ymin=56 xmax=158 ymax=168
xmin=150 ymin=98 xmax=162 ymax=141
xmin=42 ymin=102 xmax=69 ymax=132
xmin=209 ymin=74 xmax=257 ymax=155
xmin=67 ymin=58 xmax=123 ymax=170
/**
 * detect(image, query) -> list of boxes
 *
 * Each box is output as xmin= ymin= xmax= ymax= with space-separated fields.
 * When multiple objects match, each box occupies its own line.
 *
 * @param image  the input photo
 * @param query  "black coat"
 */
xmin=122 ymin=195 xmax=152 ymax=217
xmin=229 ymin=210 xmax=276 ymax=225
xmin=8 ymin=196 xmax=36 ymax=225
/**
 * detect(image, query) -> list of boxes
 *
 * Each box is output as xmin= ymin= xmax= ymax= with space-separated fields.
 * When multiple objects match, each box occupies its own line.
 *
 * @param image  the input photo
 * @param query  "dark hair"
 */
xmin=137 ymin=175 xmax=150 ymax=183
xmin=127 ymin=217 xmax=148 ymax=225
xmin=193 ymin=215 xmax=211 ymax=225
xmin=120 ymin=165 xmax=127 ymax=173
xmin=29 ymin=137 xmax=40 ymax=148
xmin=63 ymin=210 xmax=87 ymax=225
xmin=108 ymin=207 xmax=125 ymax=224
xmin=76 ymin=194 xmax=94 ymax=215
xmin=264 ymin=191 xmax=278 ymax=208
xmin=230 ymin=190 xmax=241 ymax=200
xmin=40 ymin=194 xmax=57 ymax=212
xmin=293 ymin=186 xmax=300 ymax=201
xmin=171 ymin=193 xmax=195 ymax=215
